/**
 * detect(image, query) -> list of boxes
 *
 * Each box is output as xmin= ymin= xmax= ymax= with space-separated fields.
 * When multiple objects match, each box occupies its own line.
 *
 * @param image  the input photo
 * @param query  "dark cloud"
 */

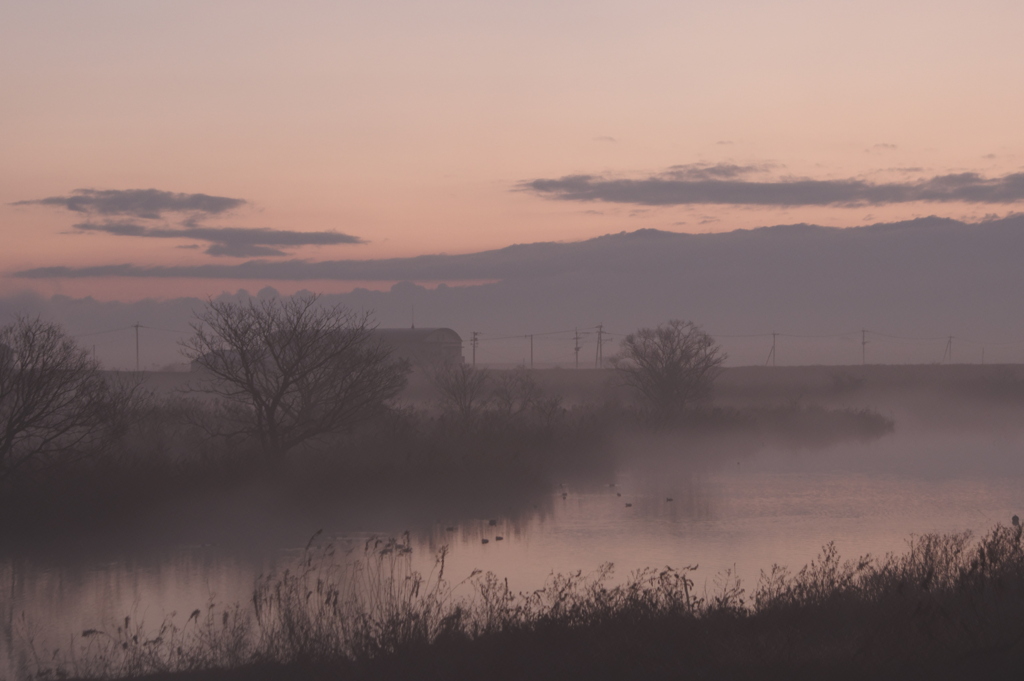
xmin=74 ymin=221 xmax=149 ymax=236
xmin=521 ymin=166 xmax=1024 ymax=207
xmin=13 ymin=188 xmax=246 ymax=219
xmin=19 ymin=214 xmax=1024 ymax=284
xmin=663 ymin=163 xmax=774 ymax=181
xmin=71 ymin=221 xmax=364 ymax=257
xmin=206 ymin=244 xmax=289 ymax=257
xmin=17 ymin=215 xmax=1017 ymax=282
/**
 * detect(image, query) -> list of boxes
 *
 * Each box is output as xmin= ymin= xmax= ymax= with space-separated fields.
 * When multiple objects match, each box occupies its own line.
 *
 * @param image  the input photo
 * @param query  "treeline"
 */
xmin=0 ymin=298 xmax=893 ymax=544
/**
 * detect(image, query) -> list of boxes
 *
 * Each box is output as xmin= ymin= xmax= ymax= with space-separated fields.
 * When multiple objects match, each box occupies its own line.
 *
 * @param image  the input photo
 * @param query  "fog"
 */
xmin=4 ymin=258 xmax=1024 ymax=678
xmin=6 ymin=216 xmax=1024 ymax=370
xmin=5 ymin=354 xmax=1024 ymax=677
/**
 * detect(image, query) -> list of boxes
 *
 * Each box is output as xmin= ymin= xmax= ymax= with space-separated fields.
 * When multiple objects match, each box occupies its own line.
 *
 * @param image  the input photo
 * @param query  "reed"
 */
xmin=25 ymin=523 xmax=1024 ymax=680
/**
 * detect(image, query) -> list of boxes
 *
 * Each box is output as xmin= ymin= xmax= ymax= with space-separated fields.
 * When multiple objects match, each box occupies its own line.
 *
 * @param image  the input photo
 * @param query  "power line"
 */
xmin=869 ymin=331 xmax=950 ymax=342
xmin=133 ymin=323 xmax=140 ymax=372
xmin=73 ymin=326 xmax=133 ymax=338
xmin=778 ymin=331 xmax=862 ymax=339
xmin=139 ymin=324 xmax=189 ymax=334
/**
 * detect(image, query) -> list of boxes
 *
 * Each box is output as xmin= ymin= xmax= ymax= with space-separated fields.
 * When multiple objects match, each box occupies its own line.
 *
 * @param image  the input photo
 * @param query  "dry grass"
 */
xmin=22 ymin=523 xmax=1024 ymax=681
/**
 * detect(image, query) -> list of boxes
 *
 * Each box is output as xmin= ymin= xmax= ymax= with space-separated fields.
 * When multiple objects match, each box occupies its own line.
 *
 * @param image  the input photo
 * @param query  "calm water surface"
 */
xmin=5 ymin=427 xmax=1024 ymax=678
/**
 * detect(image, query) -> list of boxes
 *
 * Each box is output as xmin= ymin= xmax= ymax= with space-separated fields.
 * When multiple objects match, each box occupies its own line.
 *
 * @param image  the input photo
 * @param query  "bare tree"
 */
xmin=0 ymin=317 xmax=133 ymax=483
xmin=613 ymin=320 xmax=725 ymax=420
xmin=181 ymin=295 xmax=409 ymax=460
xmin=427 ymin=361 xmax=489 ymax=422
xmin=491 ymin=366 xmax=543 ymax=420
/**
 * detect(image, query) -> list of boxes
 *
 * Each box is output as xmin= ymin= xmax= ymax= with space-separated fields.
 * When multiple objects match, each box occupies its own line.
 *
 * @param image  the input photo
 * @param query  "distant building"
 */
xmin=372 ymin=328 xmax=464 ymax=367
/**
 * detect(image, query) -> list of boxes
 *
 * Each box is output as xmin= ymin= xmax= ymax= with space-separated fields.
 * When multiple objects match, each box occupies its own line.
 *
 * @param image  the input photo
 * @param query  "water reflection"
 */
xmin=5 ymin=428 xmax=1024 ymax=679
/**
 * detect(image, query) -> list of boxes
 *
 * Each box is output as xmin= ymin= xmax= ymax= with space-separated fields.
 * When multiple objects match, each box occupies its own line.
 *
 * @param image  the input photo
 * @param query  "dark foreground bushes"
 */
xmin=28 ymin=523 xmax=1024 ymax=681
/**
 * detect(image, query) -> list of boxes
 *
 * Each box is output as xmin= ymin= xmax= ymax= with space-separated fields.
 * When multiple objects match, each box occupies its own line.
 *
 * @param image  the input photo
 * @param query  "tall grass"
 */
xmin=26 ymin=523 xmax=1024 ymax=680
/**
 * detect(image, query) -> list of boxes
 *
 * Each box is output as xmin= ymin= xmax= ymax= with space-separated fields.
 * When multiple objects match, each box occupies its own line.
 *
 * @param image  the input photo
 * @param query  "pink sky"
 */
xmin=2 ymin=0 xmax=1023 ymax=300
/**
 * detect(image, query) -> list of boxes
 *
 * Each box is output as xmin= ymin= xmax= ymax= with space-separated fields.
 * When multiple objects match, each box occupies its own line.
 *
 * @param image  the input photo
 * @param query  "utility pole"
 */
xmin=574 ymin=328 xmax=581 ymax=369
xmin=471 ymin=331 xmax=479 ymax=367
xmin=594 ymin=324 xmax=604 ymax=368
xmin=134 ymin=322 xmax=141 ymax=372
xmin=765 ymin=331 xmax=777 ymax=367
xmin=943 ymin=335 xmax=953 ymax=364
xmin=862 ymin=329 xmax=867 ymax=366
xmin=527 ymin=334 xmax=534 ymax=369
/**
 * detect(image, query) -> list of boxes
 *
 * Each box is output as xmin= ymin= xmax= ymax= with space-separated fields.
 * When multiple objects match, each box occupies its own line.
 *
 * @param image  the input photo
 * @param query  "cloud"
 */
xmin=13 ymin=188 xmax=245 ymax=219
xmin=205 ymin=244 xmax=290 ymax=257
xmin=521 ymin=165 xmax=1024 ymax=207
xmin=71 ymin=221 xmax=364 ymax=257
xmin=663 ymin=163 xmax=774 ymax=181
xmin=593 ymin=136 xmax=617 ymax=143
xmin=19 ymin=214 xmax=1024 ymax=283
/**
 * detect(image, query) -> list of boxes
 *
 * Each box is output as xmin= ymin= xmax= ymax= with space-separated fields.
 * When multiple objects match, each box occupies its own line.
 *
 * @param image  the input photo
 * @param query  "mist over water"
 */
xmin=6 ymin=415 xmax=1024 ymax=678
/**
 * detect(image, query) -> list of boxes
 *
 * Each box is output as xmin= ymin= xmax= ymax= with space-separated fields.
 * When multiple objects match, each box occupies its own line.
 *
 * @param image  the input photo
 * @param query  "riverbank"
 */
xmin=32 ymin=524 xmax=1024 ymax=681
xmin=0 ymin=396 xmax=893 ymax=553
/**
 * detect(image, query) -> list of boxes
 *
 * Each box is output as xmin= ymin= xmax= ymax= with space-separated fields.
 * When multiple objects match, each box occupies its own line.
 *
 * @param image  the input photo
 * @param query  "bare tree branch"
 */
xmin=612 ymin=320 xmax=725 ymax=421
xmin=180 ymin=294 xmax=409 ymax=459
xmin=427 ymin=362 xmax=490 ymax=422
xmin=0 ymin=317 xmax=136 ymax=483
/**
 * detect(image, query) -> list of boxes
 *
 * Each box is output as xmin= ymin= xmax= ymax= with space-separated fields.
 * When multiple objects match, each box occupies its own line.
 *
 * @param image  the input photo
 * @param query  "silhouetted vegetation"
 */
xmin=27 ymin=523 xmax=1024 ymax=680
xmin=182 ymin=295 xmax=409 ymax=461
xmin=0 ymin=312 xmax=898 ymax=550
xmin=0 ymin=387 xmax=895 ymax=550
xmin=0 ymin=317 xmax=137 ymax=485
xmin=425 ymin=361 xmax=491 ymax=422
xmin=0 ymin=394 xmax=896 ymax=548
xmin=612 ymin=319 xmax=725 ymax=421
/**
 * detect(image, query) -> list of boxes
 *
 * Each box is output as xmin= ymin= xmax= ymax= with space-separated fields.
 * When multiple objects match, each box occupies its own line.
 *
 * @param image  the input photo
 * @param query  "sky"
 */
xmin=2 ymin=0 xmax=1024 ymax=300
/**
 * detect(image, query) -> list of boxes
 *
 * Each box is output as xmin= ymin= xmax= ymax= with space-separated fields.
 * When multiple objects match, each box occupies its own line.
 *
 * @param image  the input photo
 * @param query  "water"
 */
xmin=5 ymin=427 xmax=1024 ymax=678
